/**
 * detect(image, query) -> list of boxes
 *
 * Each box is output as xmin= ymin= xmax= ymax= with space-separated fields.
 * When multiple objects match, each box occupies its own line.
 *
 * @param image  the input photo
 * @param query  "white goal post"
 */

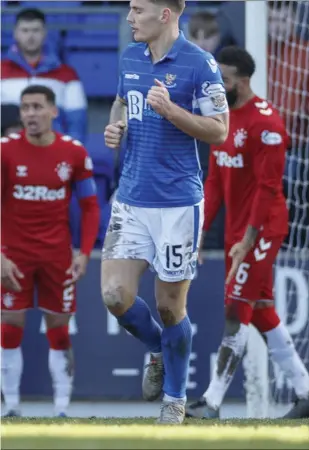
xmin=244 ymin=0 xmax=270 ymax=419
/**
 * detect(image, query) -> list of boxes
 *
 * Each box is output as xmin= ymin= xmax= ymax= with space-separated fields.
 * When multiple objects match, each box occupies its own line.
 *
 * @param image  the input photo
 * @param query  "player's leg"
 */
xmin=37 ymin=253 xmax=76 ymax=417
xmin=251 ymin=267 xmax=309 ymax=418
xmin=187 ymin=236 xmax=282 ymax=419
xmin=155 ymin=278 xmax=192 ymax=423
xmin=153 ymin=201 xmax=204 ymax=424
xmin=101 ymin=201 xmax=163 ymax=400
xmin=44 ymin=312 xmax=73 ymax=417
xmin=1 ymin=257 xmax=34 ymax=416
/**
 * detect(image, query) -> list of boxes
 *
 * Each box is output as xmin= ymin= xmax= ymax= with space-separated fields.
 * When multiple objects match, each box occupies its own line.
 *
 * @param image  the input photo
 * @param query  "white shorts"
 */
xmin=102 ymin=200 xmax=204 ymax=282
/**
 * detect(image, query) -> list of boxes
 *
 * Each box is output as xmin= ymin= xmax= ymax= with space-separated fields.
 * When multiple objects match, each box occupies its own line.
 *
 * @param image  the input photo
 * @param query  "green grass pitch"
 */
xmin=2 ymin=417 xmax=309 ymax=449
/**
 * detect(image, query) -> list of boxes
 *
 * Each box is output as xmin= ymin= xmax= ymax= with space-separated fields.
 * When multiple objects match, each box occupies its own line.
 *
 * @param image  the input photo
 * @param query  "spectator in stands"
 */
xmin=1 ymin=8 xmax=87 ymax=143
xmin=1 ymin=104 xmax=23 ymax=137
xmin=188 ymin=11 xmax=236 ymax=58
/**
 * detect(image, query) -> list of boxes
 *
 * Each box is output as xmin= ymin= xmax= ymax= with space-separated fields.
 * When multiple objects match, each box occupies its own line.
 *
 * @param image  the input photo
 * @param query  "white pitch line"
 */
xmin=112 ymin=368 xmax=140 ymax=376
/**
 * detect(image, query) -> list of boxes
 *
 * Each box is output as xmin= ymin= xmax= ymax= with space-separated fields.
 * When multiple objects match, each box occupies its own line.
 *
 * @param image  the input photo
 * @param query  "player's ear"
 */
xmin=51 ymin=105 xmax=58 ymax=119
xmin=160 ymin=7 xmax=171 ymax=24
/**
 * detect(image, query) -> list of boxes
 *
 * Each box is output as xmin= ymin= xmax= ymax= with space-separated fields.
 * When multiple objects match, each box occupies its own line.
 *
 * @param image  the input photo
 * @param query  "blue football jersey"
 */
xmin=116 ymin=31 xmax=228 ymax=208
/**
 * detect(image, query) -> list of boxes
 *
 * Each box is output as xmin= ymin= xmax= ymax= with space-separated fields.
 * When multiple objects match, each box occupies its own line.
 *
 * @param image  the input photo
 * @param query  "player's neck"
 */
xmin=26 ymin=131 xmax=56 ymax=147
xmin=148 ymin=25 xmax=180 ymax=63
xmin=232 ymin=90 xmax=255 ymax=110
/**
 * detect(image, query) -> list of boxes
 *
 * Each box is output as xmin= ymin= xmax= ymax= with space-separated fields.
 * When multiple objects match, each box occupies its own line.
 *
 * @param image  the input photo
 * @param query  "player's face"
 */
xmin=20 ymin=94 xmax=57 ymax=136
xmin=127 ymin=0 xmax=169 ymax=43
xmin=219 ymin=64 xmax=240 ymax=108
xmin=14 ymin=20 xmax=46 ymax=55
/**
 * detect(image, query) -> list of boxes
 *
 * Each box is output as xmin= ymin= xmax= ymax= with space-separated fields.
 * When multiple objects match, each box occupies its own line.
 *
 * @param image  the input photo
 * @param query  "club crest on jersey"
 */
xmin=55 ymin=162 xmax=72 ymax=182
xmin=164 ymin=73 xmax=177 ymax=88
xmin=234 ymin=128 xmax=248 ymax=148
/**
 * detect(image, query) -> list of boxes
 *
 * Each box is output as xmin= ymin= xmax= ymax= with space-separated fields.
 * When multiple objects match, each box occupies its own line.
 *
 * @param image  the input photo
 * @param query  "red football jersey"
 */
xmin=204 ymin=96 xmax=289 ymax=245
xmin=1 ymin=131 xmax=94 ymax=259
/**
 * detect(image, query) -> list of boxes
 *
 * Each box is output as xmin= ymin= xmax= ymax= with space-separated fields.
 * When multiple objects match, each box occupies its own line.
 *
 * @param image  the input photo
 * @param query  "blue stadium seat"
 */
xmin=20 ymin=1 xmax=81 ymax=8
xmin=66 ymin=50 xmax=118 ymax=97
xmin=64 ymin=14 xmax=119 ymax=49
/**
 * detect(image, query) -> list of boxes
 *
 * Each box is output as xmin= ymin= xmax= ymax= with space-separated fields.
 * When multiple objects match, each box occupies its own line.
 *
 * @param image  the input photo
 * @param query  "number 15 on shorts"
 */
xmin=166 ymin=245 xmax=183 ymax=269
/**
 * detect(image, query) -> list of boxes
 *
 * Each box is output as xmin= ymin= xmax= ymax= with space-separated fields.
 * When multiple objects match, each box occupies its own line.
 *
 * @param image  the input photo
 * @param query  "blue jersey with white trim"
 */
xmin=116 ymin=31 xmax=228 ymax=208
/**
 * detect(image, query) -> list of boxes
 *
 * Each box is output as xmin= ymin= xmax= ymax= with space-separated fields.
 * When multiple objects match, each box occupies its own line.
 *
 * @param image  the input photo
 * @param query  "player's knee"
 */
xmin=46 ymin=325 xmax=70 ymax=350
xmin=1 ymin=323 xmax=24 ymax=348
xmin=225 ymin=299 xmax=253 ymax=327
xmin=102 ymin=284 xmax=131 ymax=314
xmin=251 ymin=305 xmax=280 ymax=333
xmin=157 ymin=305 xmax=178 ymax=326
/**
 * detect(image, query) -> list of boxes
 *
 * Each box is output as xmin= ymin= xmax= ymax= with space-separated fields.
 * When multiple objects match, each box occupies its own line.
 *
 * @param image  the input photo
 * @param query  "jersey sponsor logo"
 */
xmin=210 ymin=92 xmax=228 ymax=113
xmin=213 ymin=151 xmax=244 ymax=168
xmin=261 ymin=130 xmax=283 ymax=145
xmin=13 ymin=185 xmax=66 ymax=201
xmin=207 ymin=58 xmax=218 ymax=73
xmin=201 ymin=82 xmax=224 ymax=98
xmin=234 ymin=128 xmax=248 ymax=148
xmin=16 ymin=165 xmax=28 ymax=177
xmin=127 ymin=90 xmax=162 ymax=121
xmin=125 ymin=73 xmax=140 ymax=80
xmin=55 ymin=162 xmax=72 ymax=182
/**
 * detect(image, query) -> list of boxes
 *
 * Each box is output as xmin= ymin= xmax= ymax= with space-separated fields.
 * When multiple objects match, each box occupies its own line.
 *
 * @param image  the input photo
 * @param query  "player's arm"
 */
xmin=243 ymin=119 xmax=287 ymax=250
xmin=67 ymin=147 xmax=100 ymax=284
xmin=109 ymin=95 xmax=127 ymax=124
xmin=147 ymin=57 xmax=229 ymax=145
xmin=73 ymin=150 xmax=100 ymax=257
xmin=105 ymin=57 xmax=127 ymax=149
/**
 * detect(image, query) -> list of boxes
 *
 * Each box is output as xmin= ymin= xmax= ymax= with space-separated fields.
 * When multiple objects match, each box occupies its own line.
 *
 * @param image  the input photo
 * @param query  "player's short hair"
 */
xmin=15 ymin=8 xmax=46 ymax=25
xmin=21 ymin=85 xmax=56 ymax=105
xmin=148 ymin=0 xmax=185 ymax=13
xmin=216 ymin=46 xmax=256 ymax=78
xmin=188 ymin=11 xmax=219 ymax=39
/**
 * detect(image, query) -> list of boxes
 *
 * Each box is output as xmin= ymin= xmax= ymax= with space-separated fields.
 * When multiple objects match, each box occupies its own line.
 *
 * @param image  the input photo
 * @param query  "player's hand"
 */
xmin=147 ymin=79 xmax=172 ymax=118
xmin=64 ymin=253 xmax=89 ymax=286
xmin=226 ymin=241 xmax=250 ymax=285
xmin=1 ymin=253 xmax=24 ymax=292
xmin=104 ymin=121 xmax=126 ymax=149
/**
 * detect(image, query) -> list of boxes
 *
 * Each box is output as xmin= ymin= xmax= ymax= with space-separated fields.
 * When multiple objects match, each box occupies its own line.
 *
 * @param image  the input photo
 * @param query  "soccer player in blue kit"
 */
xmin=102 ymin=0 xmax=229 ymax=424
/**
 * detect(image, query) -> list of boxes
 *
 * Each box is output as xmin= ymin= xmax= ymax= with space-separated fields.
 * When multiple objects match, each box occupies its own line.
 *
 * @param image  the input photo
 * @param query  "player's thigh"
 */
xmin=37 ymin=252 xmax=76 ymax=315
xmin=102 ymin=200 xmax=154 ymax=264
xmin=226 ymin=235 xmax=284 ymax=303
xmin=152 ymin=200 xmax=204 ymax=283
xmin=1 ymin=254 xmax=35 ymax=322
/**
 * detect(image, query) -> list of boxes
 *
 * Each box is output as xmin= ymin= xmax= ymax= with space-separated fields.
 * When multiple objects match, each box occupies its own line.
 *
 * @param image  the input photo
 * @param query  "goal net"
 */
xmin=268 ymin=0 xmax=309 ymax=408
